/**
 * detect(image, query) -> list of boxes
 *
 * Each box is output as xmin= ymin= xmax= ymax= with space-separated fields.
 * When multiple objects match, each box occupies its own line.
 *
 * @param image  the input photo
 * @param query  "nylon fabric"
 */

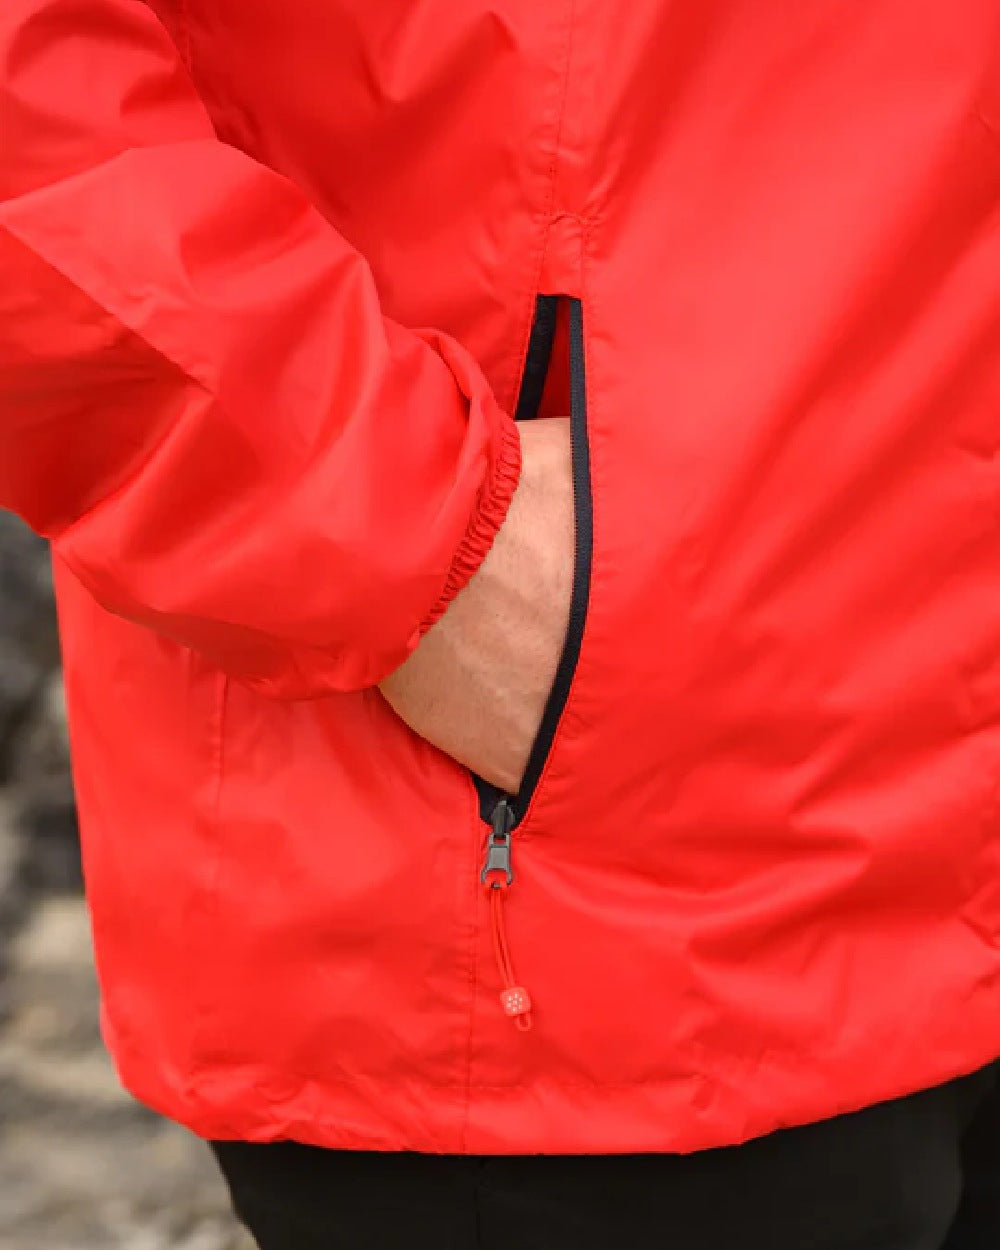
xmin=1 ymin=0 xmax=999 ymax=1154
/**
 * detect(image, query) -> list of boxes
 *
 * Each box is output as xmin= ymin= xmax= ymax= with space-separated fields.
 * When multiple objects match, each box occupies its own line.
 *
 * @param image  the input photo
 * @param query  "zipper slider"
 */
xmin=480 ymin=797 xmax=515 ymax=888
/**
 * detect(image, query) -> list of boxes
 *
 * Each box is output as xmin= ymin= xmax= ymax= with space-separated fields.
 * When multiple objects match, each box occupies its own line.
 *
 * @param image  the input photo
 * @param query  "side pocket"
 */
xmin=474 ymin=294 xmax=594 ymax=1029
xmin=474 ymin=294 xmax=594 ymax=831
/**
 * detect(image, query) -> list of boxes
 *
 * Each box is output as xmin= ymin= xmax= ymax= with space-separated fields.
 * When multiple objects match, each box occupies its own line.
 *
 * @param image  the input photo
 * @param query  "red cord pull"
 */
xmin=481 ymin=797 xmax=533 ymax=1030
xmin=490 ymin=884 xmax=532 ymax=1031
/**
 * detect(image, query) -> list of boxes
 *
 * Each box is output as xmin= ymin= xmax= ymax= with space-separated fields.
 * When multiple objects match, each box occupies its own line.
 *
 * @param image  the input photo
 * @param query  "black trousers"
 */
xmin=212 ymin=1062 xmax=999 ymax=1250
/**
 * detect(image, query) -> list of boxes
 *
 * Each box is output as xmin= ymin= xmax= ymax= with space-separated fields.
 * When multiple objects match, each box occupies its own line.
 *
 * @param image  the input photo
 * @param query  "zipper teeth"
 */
xmin=472 ymin=295 xmax=560 ymax=822
xmin=508 ymin=296 xmax=592 ymax=825
xmin=514 ymin=295 xmax=559 ymax=422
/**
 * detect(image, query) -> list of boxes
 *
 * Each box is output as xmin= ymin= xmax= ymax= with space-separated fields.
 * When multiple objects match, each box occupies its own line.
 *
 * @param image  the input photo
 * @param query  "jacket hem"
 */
xmin=113 ymin=1014 xmax=1000 ymax=1156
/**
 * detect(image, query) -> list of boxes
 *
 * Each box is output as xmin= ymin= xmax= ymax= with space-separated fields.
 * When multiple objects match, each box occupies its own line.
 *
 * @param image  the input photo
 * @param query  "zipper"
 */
xmin=514 ymin=294 xmax=559 ymax=421
xmin=477 ymin=295 xmax=593 ymax=1028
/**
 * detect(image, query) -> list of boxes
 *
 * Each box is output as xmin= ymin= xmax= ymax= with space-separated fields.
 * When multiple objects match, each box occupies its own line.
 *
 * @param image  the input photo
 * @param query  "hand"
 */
xmin=379 ymin=417 xmax=574 ymax=793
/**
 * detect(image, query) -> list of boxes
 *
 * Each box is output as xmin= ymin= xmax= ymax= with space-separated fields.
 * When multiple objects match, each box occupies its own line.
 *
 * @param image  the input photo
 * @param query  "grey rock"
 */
xmin=0 ymin=513 xmax=58 ymax=778
xmin=0 ymin=899 xmax=251 ymax=1249
xmin=0 ymin=514 xmax=80 ymax=890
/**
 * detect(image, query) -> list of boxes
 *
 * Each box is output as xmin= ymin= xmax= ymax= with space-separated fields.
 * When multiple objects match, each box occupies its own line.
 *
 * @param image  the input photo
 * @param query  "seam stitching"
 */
xmin=500 ymin=0 xmax=579 ymax=415
xmin=186 ymin=669 xmax=229 ymax=1102
xmin=459 ymin=776 xmax=482 ymax=1153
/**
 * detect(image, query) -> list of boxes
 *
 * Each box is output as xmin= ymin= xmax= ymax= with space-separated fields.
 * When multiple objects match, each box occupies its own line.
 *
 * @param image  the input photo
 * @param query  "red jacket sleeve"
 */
xmin=0 ymin=0 xmax=521 ymax=695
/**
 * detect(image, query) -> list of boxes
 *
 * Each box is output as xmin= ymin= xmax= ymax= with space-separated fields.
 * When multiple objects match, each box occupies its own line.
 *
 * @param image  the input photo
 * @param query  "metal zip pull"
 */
xmin=480 ymin=797 xmax=515 ymax=887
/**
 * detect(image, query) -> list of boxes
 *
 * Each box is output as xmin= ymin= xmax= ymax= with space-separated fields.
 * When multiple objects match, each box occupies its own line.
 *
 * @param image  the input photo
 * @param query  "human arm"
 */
xmin=0 ymin=0 xmax=520 ymax=695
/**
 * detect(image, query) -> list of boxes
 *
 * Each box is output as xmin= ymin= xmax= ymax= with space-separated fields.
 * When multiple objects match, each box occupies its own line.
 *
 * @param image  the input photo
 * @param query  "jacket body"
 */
xmin=2 ymin=0 xmax=1000 ymax=1152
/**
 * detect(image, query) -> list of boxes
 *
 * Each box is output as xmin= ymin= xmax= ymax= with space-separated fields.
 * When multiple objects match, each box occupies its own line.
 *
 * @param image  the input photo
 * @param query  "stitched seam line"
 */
xmin=186 ymin=669 xmax=229 ymax=1102
xmin=459 ymin=772 xmax=483 ymax=1153
xmin=500 ymin=0 xmax=579 ymax=414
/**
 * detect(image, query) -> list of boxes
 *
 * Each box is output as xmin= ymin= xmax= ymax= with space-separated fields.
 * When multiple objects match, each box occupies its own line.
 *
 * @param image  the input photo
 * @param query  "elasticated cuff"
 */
xmin=420 ymin=408 xmax=521 ymax=633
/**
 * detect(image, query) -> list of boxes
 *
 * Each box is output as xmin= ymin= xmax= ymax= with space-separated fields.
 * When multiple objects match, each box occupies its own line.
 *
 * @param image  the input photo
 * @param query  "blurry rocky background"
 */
xmin=0 ymin=513 xmax=250 ymax=1249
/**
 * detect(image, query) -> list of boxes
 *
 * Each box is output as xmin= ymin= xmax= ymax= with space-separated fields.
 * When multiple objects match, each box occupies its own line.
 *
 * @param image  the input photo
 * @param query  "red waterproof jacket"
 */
xmin=2 ymin=0 xmax=1000 ymax=1155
